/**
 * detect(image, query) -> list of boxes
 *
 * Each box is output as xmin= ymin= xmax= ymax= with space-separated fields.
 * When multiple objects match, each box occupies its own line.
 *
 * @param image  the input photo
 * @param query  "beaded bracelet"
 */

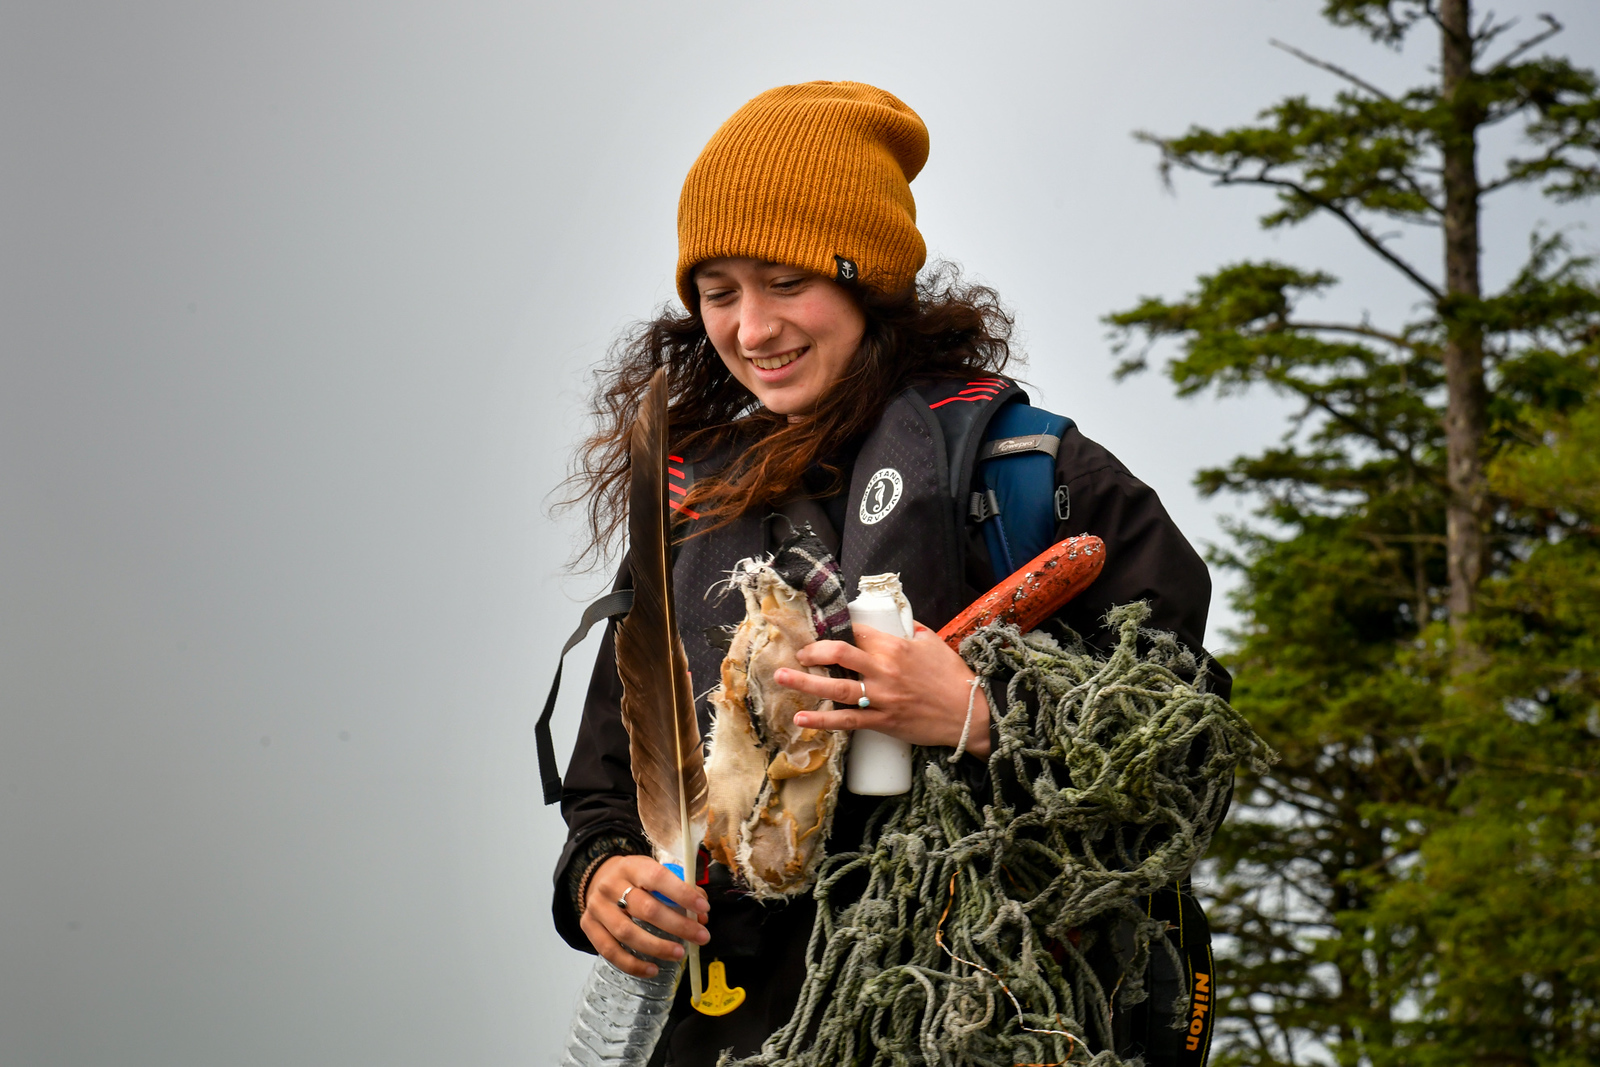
xmin=571 ymin=833 xmax=649 ymax=917
xmin=574 ymin=853 xmax=611 ymax=917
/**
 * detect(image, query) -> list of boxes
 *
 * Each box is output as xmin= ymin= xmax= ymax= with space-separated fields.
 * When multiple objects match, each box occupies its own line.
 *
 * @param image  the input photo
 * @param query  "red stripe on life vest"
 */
xmin=669 ymin=484 xmax=686 ymax=496
xmin=669 ymin=455 xmax=684 ymax=463
xmin=669 ymin=467 xmax=685 ymax=479
xmin=670 ymin=501 xmax=700 ymax=519
xmin=928 ymin=377 xmax=1008 ymax=408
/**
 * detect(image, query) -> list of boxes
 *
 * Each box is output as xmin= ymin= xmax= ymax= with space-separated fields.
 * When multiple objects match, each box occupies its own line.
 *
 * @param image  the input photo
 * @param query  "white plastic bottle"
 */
xmin=845 ymin=573 xmax=915 ymax=795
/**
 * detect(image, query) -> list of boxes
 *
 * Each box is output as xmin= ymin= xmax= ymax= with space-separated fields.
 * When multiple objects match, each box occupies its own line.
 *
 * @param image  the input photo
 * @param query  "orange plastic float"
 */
xmin=937 ymin=535 xmax=1106 ymax=650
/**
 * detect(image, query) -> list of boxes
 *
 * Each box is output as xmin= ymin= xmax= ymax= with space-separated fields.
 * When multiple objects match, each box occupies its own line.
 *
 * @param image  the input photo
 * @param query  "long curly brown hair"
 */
xmin=558 ymin=262 xmax=1018 ymax=569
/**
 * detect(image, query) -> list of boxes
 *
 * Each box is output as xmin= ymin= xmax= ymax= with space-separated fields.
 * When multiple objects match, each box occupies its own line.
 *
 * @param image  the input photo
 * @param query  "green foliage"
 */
xmin=1110 ymin=5 xmax=1600 ymax=1064
xmin=1365 ymin=377 xmax=1600 ymax=1064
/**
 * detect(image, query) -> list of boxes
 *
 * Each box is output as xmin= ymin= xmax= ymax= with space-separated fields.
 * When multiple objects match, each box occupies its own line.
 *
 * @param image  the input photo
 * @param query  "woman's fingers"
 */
xmin=591 ymin=855 xmax=709 ymax=917
xmin=794 ymin=638 xmax=874 ymax=673
xmin=791 ymin=706 xmax=870 ymax=732
xmin=581 ymin=856 xmax=711 ymax=970
xmin=773 ymin=666 xmax=864 ymax=706
xmin=632 ymin=860 xmax=710 ymax=917
xmin=780 ymin=625 xmax=915 ymax=727
xmin=596 ymin=897 xmax=693 ymax=964
xmin=614 ymin=883 xmax=711 ymax=947
xmin=783 ymin=617 xmax=993 ymax=752
xmin=580 ymin=909 xmax=661 ymax=977
xmin=586 ymin=907 xmax=693 ymax=976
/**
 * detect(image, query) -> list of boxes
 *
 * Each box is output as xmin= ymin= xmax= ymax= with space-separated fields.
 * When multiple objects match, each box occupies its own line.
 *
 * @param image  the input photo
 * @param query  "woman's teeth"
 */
xmin=752 ymin=349 xmax=802 ymax=371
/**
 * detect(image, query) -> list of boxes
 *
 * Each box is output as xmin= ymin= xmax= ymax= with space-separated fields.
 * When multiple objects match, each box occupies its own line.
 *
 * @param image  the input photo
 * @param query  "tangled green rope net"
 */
xmin=728 ymin=604 xmax=1274 ymax=1067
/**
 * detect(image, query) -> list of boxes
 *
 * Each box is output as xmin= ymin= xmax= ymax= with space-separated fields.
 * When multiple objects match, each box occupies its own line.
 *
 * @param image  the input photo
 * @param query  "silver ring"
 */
xmin=857 ymin=681 xmax=870 ymax=709
xmin=617 ymin=886 xmax=635 ymax=911
xmin=768 ymin=323 xmax=775 ymax=338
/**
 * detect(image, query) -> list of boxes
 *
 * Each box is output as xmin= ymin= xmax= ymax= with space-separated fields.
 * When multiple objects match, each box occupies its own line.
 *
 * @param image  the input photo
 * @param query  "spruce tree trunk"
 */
xmin=1438 ymin=0 xmax=1489 ymax=652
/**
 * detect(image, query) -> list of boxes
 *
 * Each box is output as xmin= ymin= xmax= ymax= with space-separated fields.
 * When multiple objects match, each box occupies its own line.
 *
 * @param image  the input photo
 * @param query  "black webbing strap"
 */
xmin=536 ymin=588 xmax=635 ymax=805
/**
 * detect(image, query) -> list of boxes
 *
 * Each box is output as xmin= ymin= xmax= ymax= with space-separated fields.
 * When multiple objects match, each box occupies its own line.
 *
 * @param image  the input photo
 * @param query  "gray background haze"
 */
xmin=4 ymin=2 xmax=1595 ymax=1064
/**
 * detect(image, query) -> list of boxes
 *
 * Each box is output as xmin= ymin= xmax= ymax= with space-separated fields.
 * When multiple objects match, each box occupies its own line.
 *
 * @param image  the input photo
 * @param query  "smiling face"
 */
xmin=694 ymin=258 xmax=867 ymax=416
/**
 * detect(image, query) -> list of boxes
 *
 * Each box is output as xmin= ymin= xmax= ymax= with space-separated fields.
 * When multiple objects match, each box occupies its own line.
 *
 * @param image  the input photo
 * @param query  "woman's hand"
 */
xmin=580 ymin=855 xmax=710 ymax=978
xmin=776 ymin=623 xmax=990 ymax=758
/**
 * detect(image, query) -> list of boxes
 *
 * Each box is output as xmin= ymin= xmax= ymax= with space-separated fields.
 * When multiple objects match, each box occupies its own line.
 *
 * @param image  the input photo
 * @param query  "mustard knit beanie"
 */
xmin=676 ymin=81 xmax=929 ymax=310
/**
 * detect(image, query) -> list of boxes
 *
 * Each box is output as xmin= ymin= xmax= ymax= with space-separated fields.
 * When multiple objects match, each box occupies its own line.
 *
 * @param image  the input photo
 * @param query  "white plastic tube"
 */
xmin=845 ymin=573 xmax=915 ymax=795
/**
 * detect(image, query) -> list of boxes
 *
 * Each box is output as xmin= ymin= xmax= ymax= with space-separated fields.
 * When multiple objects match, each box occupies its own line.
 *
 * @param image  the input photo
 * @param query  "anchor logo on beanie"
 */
xmin=835 ymin=256 xmax=858 ymax=282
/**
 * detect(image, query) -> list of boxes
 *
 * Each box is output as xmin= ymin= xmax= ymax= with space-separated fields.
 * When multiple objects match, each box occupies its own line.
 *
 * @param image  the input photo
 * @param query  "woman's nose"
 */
xmin=737 ymin=297 xmax=775 ymax=352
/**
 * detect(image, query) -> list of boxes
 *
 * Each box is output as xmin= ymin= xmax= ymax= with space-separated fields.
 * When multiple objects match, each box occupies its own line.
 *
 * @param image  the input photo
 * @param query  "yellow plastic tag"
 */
xmin=691 ymin=959 xmax=745 ymax=1016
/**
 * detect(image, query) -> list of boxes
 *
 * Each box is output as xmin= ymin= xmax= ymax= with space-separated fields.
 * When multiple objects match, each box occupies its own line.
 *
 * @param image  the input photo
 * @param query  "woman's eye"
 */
xmin=772 ymin=278 xmax=806 ymax=293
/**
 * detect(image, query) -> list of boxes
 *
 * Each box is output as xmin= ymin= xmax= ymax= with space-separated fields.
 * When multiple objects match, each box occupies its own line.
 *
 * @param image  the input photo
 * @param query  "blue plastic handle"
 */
xmin=651 ymin=861 xmax=686 ymax=906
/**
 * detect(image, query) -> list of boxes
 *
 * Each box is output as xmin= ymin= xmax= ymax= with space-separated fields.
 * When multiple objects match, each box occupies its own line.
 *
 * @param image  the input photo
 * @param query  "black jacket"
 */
xmin=553 ymin=421 xmax=1225 ymax=1065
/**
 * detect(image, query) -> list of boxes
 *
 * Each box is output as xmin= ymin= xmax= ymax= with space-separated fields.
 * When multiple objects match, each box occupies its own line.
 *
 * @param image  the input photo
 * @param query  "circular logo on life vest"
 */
xmin=858 ymin=468 xmax=903 ymax=525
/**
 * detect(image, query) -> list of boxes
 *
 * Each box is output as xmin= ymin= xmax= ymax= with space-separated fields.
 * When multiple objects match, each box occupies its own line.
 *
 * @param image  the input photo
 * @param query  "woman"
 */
xmin=553 ymin=82 xmax=1222 ymax=1065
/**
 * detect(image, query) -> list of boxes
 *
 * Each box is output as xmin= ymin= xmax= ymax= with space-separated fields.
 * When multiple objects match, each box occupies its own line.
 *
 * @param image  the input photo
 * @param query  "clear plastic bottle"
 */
xmin=559 ymin=862 xmax=686 ymax=1067
xmin=845 ymin=573 xmax=915 ymax=795
xmin=559 ymin=948 xmax=682 ymax=1067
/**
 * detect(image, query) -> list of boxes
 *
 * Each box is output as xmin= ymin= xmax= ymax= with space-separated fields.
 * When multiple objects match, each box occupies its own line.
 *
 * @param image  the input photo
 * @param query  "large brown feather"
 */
xmin=615 ymin=367 xmax=708 ymax=865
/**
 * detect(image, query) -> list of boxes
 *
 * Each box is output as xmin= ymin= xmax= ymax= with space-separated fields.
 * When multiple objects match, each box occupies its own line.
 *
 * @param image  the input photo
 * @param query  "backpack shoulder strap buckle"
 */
xmin=969 ymin=488 xmax=1002 ymax=523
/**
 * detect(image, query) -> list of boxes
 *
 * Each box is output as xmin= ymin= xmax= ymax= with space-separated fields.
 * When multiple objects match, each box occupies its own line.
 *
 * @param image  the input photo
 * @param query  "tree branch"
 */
xmin=1270 ymin=38 xmax=1395 ymax=100
xmin=1481 ymin=135 xmax=1593 ymax=194
xmin=1472 ymin=9 xmax=1514 ymax=61
xmin=1204 ymin=162 xmax=1446 ymax=299
xmin=1362 ymin=532 xmax=1450 ymax=544
xmin=1155 ymin=148 xmax=1445 ymax=296
xmin=1423 ymin=1 xmax=1448 ymax=39
xmin=1480 ymin=168 xmax=1529 ymax=195
xmin=1283 ymin=320 xmax=1421 ymax=349
xmin=1485 ymin=13 xmax=1562 ymax=72
xmin=1480 ymin=756 xmax=1599 ymax=780
xmin=1394 ymin=173 xmax=1446 ymax=217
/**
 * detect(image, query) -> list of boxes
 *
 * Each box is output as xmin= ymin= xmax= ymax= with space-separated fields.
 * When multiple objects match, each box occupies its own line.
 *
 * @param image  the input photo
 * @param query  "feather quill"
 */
xmin=614 ymin=367 xmax=708 ymax=1003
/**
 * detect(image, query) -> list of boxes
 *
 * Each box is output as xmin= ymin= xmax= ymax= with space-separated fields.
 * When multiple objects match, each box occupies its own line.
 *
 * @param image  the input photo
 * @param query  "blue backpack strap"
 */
xmin=921 ymin=377 xmax=1074 ymax=580
xmin=971 ymin=401 xmax=1074 ymax=577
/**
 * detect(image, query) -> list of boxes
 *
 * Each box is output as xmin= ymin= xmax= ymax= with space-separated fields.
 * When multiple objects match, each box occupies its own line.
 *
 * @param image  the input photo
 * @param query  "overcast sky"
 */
xmin=3 ymin=2 xmax=1596 ymax=1065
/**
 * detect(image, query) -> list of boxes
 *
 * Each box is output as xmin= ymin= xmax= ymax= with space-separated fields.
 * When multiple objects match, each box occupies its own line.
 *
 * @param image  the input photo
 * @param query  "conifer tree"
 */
xmin=1108 ymin=3 xmax=1599 ymax=1062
